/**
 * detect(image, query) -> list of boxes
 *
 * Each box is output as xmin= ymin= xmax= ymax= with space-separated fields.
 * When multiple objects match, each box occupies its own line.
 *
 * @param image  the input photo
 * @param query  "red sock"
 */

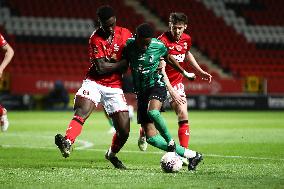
xmin=178 ymin=120 xmax=190 ymax=148
xmin=111 ymin=133 xmax=128 ymax=153
xmin=65 ymin=115 xmax=85 ymax=144
xmin=139 ymin=127 xmax=145 ymax=137
xmin=0 ymin=105 xmax=4 ymax=116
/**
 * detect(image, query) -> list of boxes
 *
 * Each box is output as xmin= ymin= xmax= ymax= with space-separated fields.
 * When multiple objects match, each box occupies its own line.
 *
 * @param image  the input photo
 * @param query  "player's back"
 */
xmin=124 ymin=38 xmax=167 ymax=92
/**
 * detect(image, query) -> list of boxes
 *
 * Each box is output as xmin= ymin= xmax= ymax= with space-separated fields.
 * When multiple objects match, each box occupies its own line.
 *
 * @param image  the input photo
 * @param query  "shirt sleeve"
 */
xmin=88 ymin=36 xmax=105 ymax=60
xmin=0 ymin=34 xmax=7 ymax=47
xmin=161 ymin=43 xmax=168 ymax=58
xmin=187 ymin=36 xmax=192 ymax=51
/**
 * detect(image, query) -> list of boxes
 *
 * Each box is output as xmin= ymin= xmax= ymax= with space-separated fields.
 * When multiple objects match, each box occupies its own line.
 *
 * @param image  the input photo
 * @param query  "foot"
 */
xmin=167 ymin=139 xmax=176 ymax=152
xmin=55 ymin=134 xmax=71 ymax=158
xmin=0 ymin=109 xmax=9 ymax=132
xmin=181 ymin=157 xmax=189 ymax=166
xmin=105 ymin=149 xmax=127 ymax=170
xmin=138 ymin=136 xmax=147 ymax=151
xmin=188 ymin=152 xmax=203 ymax=171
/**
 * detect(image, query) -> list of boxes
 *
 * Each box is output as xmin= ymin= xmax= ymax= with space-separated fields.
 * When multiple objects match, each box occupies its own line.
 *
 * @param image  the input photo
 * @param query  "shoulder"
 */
xmin=126 ymin=37 xmax=135 ymax=46
xmin=89 ymin=28 xmax=105 ymax=44
xmin=182 ymin=33 xmax=191 ymax=42
xmin=151 ymin=38 xmax=167 ymax=49
xmin=0 ymin=33 xmax=7 ymax=47
xmin=116 ymin=26 xmax=132 ymax=37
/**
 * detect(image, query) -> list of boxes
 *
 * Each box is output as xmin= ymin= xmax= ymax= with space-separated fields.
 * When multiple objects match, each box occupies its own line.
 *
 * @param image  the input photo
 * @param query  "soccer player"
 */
xmin=0 ymin=33 xmax=14 ymax=132
xmin=123 ymin=23 xmax=203 ymax=171
xmin=55 ymin=6 xmax=132 ymax=169
xmin=138 ymin=13 xmax=212 ymax=152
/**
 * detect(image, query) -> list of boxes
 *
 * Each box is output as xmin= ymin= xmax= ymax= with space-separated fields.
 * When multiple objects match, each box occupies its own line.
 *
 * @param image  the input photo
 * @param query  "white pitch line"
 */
xmin=1 ymin=144 xmax=284 ymax=161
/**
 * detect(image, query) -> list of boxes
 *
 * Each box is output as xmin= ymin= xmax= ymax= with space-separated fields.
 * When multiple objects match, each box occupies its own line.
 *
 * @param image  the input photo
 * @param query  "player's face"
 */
xmin=169 ymin=22 xmax=187 ymax=41
xmin=100 ymin=16 xmax=116 ymax=36
xmin=135 ymin=36 xmax=152 ymax=52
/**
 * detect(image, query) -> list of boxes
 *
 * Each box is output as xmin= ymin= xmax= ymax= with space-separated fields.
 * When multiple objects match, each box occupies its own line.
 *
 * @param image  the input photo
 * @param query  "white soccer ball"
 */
xmin=160 ymin=152 xmax=183 ymax=173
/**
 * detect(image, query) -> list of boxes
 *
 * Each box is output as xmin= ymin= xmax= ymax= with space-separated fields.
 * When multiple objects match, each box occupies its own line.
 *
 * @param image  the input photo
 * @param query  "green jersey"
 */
xmin=123 ymin=38 xmax=168 ymax=93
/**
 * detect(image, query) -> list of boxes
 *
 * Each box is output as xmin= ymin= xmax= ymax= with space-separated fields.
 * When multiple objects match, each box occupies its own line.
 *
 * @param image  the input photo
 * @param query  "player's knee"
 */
xmin=74 ymin=107 xmax=90 ymax=120
xmin=117 ymin=128 xmax=129 ymax=140
xmin=147 ymin=109 xmax=160 ymax=121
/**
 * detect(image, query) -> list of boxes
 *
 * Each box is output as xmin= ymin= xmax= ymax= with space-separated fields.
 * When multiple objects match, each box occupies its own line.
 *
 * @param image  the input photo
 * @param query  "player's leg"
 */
xmin=103 ymin=86 xmax=130 ymax=169
xmin=104 ymin=108 xmax=115 ymax=134
xmin=147 ymin=99 xmax=175 ymax=151
xmin=171 ymin=99 xmax=190 ymax=148
xmin=55 ymin=97 xmax=95 ymax=158
xmin=145 ymin=128 xmax=202 ymax=170
xmin=55 ymin=80 xmax=99 ymax=158
xmin=170 ymin=83 xmax=190 ymax=148
xmin=147 ymin=86 xmax=176 ymax=151
xmin=0 ymin=105 xmax=9 ymax=132
xmin=138 ymin=126 xmax=147 ymax=151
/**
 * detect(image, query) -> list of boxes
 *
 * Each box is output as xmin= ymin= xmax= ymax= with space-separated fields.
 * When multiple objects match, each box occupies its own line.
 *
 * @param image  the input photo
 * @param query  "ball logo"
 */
xmin=175 ymin=45 xmax=182 ymax=52
xmin=83 ymin=90 xmax=90 ymax=95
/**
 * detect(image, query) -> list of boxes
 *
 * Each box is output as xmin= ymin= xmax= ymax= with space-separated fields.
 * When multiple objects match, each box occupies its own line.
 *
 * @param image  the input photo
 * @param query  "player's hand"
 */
xmin=183 ymin=71 xmax=196 ymax=81
xmin=169 ymin=90 xmax=186 ymax=105
xmin=200 ymin=71 xmax=212 ymax=83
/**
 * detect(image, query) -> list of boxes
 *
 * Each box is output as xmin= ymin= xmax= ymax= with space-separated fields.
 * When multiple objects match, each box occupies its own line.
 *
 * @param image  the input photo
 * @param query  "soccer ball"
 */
xmin=160 ymin=152 xmax=183 ymax=173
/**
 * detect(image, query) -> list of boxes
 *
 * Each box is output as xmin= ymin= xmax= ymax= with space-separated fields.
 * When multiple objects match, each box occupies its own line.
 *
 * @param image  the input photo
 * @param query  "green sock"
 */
xmin=147 ymin=110 xmax=172 ymax=143
xmin=147 ymin=134 xmax=185 ymax=157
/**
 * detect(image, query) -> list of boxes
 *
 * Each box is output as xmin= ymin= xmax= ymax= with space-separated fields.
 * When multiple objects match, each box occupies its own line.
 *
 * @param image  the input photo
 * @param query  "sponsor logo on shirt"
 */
xmin=175 ymin=45 xmax=182 ymax=52
xmin=172 ymin=54 xmax=185 ymax=62
xmin=114 ymin=44 xmax=119 ymax=52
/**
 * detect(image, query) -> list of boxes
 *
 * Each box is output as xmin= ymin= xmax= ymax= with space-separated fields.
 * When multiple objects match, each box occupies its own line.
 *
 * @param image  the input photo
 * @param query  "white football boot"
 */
xmin=138 ymin=136 xmax=148 ymax=151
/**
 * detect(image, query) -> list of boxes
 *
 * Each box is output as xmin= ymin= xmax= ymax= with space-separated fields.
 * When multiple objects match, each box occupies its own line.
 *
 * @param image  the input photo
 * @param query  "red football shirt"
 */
xmin=158 ymin=32 xmax=191 ymax=86
xmin=87 ymin=26 xmax=132 ymax=88
xmin=0 ymin=34 xmax=7 ymax=47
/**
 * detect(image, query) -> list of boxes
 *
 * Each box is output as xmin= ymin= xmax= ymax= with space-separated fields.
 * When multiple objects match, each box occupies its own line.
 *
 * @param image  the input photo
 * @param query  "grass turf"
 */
xmin=0 ymin=111 xmax=283 ymax=189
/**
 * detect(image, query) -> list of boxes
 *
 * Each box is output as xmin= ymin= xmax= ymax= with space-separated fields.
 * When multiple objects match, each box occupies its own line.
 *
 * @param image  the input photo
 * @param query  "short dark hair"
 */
xmin=136 ymin=23 xmax=154 ymax=38
xmin=169 ymin=12 xmax=188 ymax=24
xmin=96 ymin=5 xmax=115 ymax=22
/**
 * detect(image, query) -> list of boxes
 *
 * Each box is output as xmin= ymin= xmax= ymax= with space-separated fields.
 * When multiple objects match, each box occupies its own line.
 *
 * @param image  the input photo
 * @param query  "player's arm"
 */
xmin=160 ymin=59 xmax=186 ymax=105
xmin=0 ymin=43 xmax=14 ymax=78
xmin=185 ymin=51 xmax=212 ymax=82
xmin=91 ymin=58 xmax=128 ymax=75
xmin=164 ymin=54 xmax=196 ymax=81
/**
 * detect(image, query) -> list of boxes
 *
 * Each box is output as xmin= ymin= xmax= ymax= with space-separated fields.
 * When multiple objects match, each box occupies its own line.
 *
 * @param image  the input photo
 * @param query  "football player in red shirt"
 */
xmin=55 ymin=6 xmax=132 ymax=169
xmin=0 ymin=33 xmax=14 ymax=132
xmin=138 ymin=13 xmax=212 ymax=155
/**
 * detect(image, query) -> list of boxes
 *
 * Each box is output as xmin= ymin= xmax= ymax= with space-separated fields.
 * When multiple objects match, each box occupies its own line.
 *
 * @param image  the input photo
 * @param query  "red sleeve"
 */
xmin=0 ymin=34 xmax=7 ymax=47
xmin=88 ymin=35 xmax=105 ymax=60
xmin=158 ymin=34 xmax=168 ymax=48
xmin=187 ymin=36 xmax=192 ymax=51
xmin=123 ymin=29 xmax=133 ymax=42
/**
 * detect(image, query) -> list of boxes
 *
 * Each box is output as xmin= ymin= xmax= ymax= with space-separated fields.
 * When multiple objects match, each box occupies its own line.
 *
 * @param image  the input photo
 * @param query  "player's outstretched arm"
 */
xmin=92 ymin=58 xmax=128 ymax=75
xmin=165 ymin=54 xmax=196 ymax=81
xmin=160 ymin=60 xmax=186 ymax=105
xmin=186 ymin=51 xmax=212 ymax=83
xmin=0 ymin=43 xmax=14 ymax=78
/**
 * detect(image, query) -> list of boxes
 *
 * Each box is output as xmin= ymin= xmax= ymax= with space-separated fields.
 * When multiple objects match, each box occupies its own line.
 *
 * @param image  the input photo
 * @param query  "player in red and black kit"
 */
xmin=0 ymin=33 xmax=14 ymax=132
xmin=138 ymin=13 xmax=211 ymax=159
xmin=55 ymin=6 xmax=132 ymax=169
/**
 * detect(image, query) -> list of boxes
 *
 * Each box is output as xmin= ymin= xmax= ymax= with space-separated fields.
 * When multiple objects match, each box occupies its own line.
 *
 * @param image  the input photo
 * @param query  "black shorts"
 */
xmin=137 ymin=85 xmax=167 ymax=124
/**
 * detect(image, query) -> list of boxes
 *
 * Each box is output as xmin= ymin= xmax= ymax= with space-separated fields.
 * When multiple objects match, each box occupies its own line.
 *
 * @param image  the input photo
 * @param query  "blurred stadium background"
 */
xmin=0 ymin=0 xmax=284 ymax=110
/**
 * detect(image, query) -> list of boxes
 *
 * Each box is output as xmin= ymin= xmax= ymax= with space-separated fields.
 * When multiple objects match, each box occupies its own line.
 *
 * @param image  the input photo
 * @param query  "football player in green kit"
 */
xmin=123 ymin=23 xmax=203 ymax=171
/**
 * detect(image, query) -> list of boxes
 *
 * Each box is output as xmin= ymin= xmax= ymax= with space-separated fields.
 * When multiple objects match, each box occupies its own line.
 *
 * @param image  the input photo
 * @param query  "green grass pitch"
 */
xmin=0 ymin=111 xmax=284 ymax=189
